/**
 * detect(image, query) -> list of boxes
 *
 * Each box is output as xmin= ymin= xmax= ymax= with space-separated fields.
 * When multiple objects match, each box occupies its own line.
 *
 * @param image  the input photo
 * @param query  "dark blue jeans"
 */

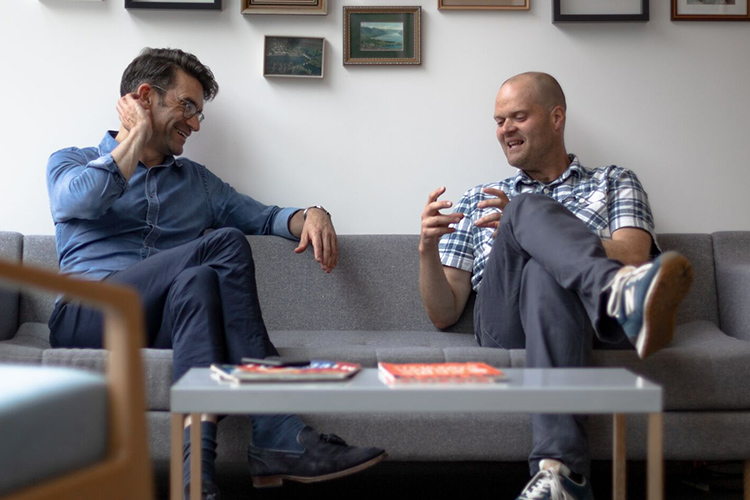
xmin=474 ymin=194 xmax=630 ymax=478
xmin=49 ymin=227 xmax=278 ymax=382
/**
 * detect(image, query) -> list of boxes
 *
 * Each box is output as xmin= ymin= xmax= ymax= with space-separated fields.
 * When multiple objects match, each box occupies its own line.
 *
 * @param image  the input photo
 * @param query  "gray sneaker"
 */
xmin=517 ymin=465 xmax=594 ymax=500
xmin=605 ymin=251 xmax=693 ymax=359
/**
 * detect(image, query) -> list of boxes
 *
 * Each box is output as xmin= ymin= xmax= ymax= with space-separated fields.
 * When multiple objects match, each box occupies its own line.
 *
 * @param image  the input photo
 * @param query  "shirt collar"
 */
xmin=512 ymin=154 xmax=584 ymax=192
xmin=98 ymin=130 xmax=180 ymax=168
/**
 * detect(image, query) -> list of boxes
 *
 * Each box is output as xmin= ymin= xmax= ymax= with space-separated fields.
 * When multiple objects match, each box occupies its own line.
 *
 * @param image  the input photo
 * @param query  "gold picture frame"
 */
xmin=343 ymin=6 xmax=421 ymax=65
xmin=672 ymin=0 xmax=749 ymax=21
xmin=241 ymin=0 xmax=327 ymax=15
xmin=438 ymin=0 xmax=528 ymax=11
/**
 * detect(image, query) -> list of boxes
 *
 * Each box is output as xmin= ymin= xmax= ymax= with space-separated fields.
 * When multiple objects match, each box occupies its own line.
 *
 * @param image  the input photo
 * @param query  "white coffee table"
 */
xmin=171 ymin=367 xmax=663 ymax=500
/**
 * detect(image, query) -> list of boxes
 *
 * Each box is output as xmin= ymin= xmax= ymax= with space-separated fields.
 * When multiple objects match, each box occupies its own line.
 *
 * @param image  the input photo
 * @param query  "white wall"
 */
xmin=1 ymin=0 xmax=748 ymax=236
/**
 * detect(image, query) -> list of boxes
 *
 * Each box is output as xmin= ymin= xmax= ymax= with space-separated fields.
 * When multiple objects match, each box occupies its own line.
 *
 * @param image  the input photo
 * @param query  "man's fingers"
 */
xmin=294 ymin=231 xmax=310 ymax=254
xmin=474 ymin=213 xmax=502 ymax=228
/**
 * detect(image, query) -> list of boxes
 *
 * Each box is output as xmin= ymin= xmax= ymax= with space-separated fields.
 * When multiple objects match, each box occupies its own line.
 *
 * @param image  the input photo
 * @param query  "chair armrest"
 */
xmin=0 ymin=258 xmax=153 ymax=500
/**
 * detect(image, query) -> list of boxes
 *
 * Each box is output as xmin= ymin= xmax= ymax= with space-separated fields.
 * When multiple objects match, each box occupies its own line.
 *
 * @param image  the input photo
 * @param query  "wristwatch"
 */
xmin=302 ymin=205 xmax=331 ymax=221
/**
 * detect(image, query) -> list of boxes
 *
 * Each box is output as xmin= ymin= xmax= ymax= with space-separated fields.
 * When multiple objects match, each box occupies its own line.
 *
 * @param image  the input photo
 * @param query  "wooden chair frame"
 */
xmin=0 ymin=258 xmax=154 ymax=500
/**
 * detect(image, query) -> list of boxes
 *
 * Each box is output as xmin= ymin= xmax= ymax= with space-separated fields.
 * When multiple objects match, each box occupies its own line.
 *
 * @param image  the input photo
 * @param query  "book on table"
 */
xmin=210 ymin=360 xmax=361 ymax=383
xmin=377 ymin=362 xmax=506 ymax=385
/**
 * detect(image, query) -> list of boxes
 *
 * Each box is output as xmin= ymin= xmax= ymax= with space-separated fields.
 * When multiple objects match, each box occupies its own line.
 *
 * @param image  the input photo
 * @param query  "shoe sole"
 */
xmin=251 ymin=452 xmax=387 ymax=488
xmin=636 ymin=251 xmax=694 ymax=359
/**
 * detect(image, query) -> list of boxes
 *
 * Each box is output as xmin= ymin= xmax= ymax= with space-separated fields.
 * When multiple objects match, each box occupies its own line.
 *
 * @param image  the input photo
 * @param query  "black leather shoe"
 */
xmin=247 ymin=425 xmax=387 ymax=487
xmin=183 ymin=481 xmax=221 ymax=500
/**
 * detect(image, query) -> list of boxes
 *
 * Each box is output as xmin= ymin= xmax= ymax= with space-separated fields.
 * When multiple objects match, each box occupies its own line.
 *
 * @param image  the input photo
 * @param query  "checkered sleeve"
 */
xmin=438 ymin=189 xmax=478 ymax=273
xmin=607 ymin=168 xmax=656 ymax=236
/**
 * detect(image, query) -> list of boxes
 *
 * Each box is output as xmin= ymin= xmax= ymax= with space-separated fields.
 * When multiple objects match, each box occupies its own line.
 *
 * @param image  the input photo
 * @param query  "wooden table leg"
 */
xmin=647 ymin=412 xmax=663 ymax=500
xmin=191 ymin=413 xmax=202 ymax=500
xmin=171 ymin=413 xmax=184 ymax=500
xmin=613 ymin=414 xmax=627 ymax=500
xmin=744 ymin=460 xmax=750 ymax=500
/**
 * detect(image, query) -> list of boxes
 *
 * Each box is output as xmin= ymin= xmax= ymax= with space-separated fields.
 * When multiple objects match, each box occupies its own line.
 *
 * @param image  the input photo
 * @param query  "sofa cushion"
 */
xmin=713 ymin=231 xmax=750 ymax=342
xmin=0 ymin=365 xmax=108 ymax=495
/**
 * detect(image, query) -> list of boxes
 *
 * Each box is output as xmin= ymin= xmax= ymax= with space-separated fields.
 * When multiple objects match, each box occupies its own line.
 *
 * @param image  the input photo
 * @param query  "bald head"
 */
xmin=502 ymin=72 xmax=566 ymax=113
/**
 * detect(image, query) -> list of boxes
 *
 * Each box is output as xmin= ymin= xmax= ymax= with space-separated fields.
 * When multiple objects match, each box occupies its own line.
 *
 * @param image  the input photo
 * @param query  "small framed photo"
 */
xmin=343 ymin=6 xmax=421 ymax=66
xmin=242 ymin=0 xmax=327 ymax=15
xmin=438 ymin=0 xmax=528 ymax=11
xmin=672 ymin=0 xmax=749 ymax=21
xmin=125 ymin=0 xmax=221 ymax=9
xmin=553 ymin=0 xmax=648 ymax=22
xmin=263 ymin=37 xmax=325 ymax=78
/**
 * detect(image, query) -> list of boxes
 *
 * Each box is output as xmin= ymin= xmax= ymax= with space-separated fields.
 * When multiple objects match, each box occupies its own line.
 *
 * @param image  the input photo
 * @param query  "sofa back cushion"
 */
xmin=9 ymin=232 xmax=720 ymax=333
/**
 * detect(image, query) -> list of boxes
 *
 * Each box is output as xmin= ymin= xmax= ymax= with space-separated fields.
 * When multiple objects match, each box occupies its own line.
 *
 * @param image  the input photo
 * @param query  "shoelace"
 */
xmin=320 ymin=433 xmax=347 ymax=446
xmin=605 ymin=263 xmax=652 ymax=318
xmin=520 ymin=469 xmax=565 ymax=500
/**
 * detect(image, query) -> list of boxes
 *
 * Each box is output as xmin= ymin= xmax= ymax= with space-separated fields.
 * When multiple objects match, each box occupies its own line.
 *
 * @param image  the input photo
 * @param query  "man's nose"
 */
xmin=187 ymin=114 xmax=201 ymax=132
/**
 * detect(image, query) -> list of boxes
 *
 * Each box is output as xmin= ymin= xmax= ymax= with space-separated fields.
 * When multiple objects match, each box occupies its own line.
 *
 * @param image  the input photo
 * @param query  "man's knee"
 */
xmin=172 ymin=266 xmax=220 ymax=294
xmin=204 ymin=227 xmax=253 ymax=258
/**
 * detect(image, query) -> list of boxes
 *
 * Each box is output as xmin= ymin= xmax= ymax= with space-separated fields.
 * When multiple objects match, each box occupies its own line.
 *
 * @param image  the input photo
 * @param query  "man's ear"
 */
xmin=135 ymin=83 xmax=155 ymax=106
xmin=551 ymin=106 xmax=566 ymax=131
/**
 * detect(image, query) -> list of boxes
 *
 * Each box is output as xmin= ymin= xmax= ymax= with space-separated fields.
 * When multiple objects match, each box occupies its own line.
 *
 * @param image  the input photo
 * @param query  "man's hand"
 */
xmin=420 ymin=187 xmax=464 ymax=254
xmin=116 ymin=93 xmax=153 ymax=140
xmin=294 ymin=208 xmax=338 ymax=273
xmin=473 ymin=187 xmax=510 ymax=236
xmin=112 ymin=93 xmax=154 ymax=181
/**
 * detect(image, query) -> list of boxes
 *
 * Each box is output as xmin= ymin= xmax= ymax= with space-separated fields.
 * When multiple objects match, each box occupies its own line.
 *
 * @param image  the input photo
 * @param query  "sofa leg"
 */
xmin=745 ymin=460 xmax=750 ymax=500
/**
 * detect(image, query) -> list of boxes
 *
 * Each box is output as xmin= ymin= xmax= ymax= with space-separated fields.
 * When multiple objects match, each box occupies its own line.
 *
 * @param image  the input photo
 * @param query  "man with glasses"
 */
xmin=46 ymin=47 xmax=385 ymax=500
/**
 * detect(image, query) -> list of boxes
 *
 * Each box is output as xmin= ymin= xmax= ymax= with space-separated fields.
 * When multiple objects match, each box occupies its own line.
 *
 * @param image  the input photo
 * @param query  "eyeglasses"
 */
xmin=150 ymin=84 xmax=205 ymax=123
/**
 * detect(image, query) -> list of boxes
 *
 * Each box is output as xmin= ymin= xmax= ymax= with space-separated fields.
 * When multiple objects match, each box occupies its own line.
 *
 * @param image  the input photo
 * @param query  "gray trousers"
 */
xmin=474 ymin=193 xmax=629 ymax=478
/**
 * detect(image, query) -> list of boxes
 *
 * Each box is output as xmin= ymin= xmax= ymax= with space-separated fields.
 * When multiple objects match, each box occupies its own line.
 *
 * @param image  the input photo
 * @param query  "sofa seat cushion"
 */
xmin=593 ymin=320 xmax=750 ymax=410
xmin=0 ymin=365 xmax=108 ymax=495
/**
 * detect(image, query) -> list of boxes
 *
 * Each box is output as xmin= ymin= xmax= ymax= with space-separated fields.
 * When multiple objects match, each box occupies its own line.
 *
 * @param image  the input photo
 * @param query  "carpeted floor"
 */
xmin=155 ymin=460 xmax=745 ymax=499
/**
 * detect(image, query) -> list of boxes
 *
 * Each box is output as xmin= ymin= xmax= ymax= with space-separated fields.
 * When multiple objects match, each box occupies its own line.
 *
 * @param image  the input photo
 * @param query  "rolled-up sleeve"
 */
xmin=47 ymin=148 xmax=128 ymax=222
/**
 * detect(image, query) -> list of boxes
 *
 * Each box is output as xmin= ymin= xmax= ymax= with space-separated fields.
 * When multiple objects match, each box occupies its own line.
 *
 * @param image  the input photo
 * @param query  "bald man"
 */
xmin=419 ymin=72 xmax=693 ymax=500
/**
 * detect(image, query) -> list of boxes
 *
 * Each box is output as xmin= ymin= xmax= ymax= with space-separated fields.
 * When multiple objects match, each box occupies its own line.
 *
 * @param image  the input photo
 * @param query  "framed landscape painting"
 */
xmin=672 ymin=0 xmax=749 ymax=20
xmin=343 ymin=6 xmax=421 ymax=65
xmin=263 ymin=37 xmax=325 ymax=78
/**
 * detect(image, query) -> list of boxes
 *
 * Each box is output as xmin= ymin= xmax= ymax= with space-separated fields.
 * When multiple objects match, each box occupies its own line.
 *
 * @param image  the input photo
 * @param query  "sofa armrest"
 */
xmin=0 ymin=232 xmax=22 ymax=341
xmin=713 ymin=232 xmax=750 ymax=341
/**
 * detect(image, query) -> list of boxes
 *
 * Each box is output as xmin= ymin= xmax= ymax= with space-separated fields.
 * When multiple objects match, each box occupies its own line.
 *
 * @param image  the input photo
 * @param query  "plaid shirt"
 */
xmin=439 ymin=156 xmax=657 ymax=291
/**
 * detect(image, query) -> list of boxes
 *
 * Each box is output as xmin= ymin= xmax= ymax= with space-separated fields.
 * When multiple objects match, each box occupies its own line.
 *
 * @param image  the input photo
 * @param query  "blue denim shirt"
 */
xmin=47 ymin=131 xmax=299 ymax=280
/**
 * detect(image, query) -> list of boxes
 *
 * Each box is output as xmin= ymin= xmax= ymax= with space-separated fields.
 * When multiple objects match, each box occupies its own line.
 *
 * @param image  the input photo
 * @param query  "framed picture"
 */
xmin=125 ymin=0 xmax=221 ymax=9
xmin=263 ymin=37 xmax=325 ymax=78
xmin=553 ymin=0 xmax=648 ymax=22
xmin=242 ymin=0 xmax=326 ymax=15
xmin=438 ymin=0 xmax=527 ymax=11
xmin=343 ymin=6 xmax=421 ymax=66
xmin=672 ymin=0 xmax=749 ymax=21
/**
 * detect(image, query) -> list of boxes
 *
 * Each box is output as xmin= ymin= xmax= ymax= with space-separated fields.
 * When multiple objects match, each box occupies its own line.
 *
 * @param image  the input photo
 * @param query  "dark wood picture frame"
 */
xmin=125 ymin=0 xmax=221 ymax=9
xmin=553 ymin=0 xmax=648 ymax=22
xmin=672 ymin=0 xmax=750 ymax=21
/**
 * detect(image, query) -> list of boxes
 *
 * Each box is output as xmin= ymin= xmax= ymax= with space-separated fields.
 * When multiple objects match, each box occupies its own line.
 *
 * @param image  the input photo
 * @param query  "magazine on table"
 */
xmin=210 ymin=360 xmax=361 ymax=383
xmin=378 ymin=362 xmax=506 ymax=385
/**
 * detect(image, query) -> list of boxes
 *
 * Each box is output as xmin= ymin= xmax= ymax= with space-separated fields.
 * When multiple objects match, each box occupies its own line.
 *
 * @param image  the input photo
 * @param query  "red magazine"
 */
xmin=378 ymin=362 xmax=505 ymax=384
xmin=211 ymin=361 xmax=361 ymax=383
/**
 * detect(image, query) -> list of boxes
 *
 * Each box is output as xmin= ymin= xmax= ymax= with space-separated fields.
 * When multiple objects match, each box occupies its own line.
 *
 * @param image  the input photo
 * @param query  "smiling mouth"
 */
xmin=177 ymin=129 xmax=189 ymax=140
xmin=507 ymin=140 xmax=524 ymax=150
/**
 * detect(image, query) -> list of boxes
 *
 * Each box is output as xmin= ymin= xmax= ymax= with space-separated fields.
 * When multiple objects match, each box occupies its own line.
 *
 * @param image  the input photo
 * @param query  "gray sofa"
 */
xmin=2 ymin=230 xmax=750 ymax=476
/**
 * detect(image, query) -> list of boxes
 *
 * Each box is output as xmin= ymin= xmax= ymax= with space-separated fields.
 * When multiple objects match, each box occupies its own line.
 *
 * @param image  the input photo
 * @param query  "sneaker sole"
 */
xmin=636 ymin=251 xmax=693 ymax=359
xmin=251 ymin=451 xmax=387 ymax=488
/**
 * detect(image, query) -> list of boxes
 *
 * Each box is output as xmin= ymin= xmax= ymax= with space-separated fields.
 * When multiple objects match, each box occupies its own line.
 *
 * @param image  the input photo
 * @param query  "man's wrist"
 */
xmin=302 ymin=205 xmax=331 ymax=221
